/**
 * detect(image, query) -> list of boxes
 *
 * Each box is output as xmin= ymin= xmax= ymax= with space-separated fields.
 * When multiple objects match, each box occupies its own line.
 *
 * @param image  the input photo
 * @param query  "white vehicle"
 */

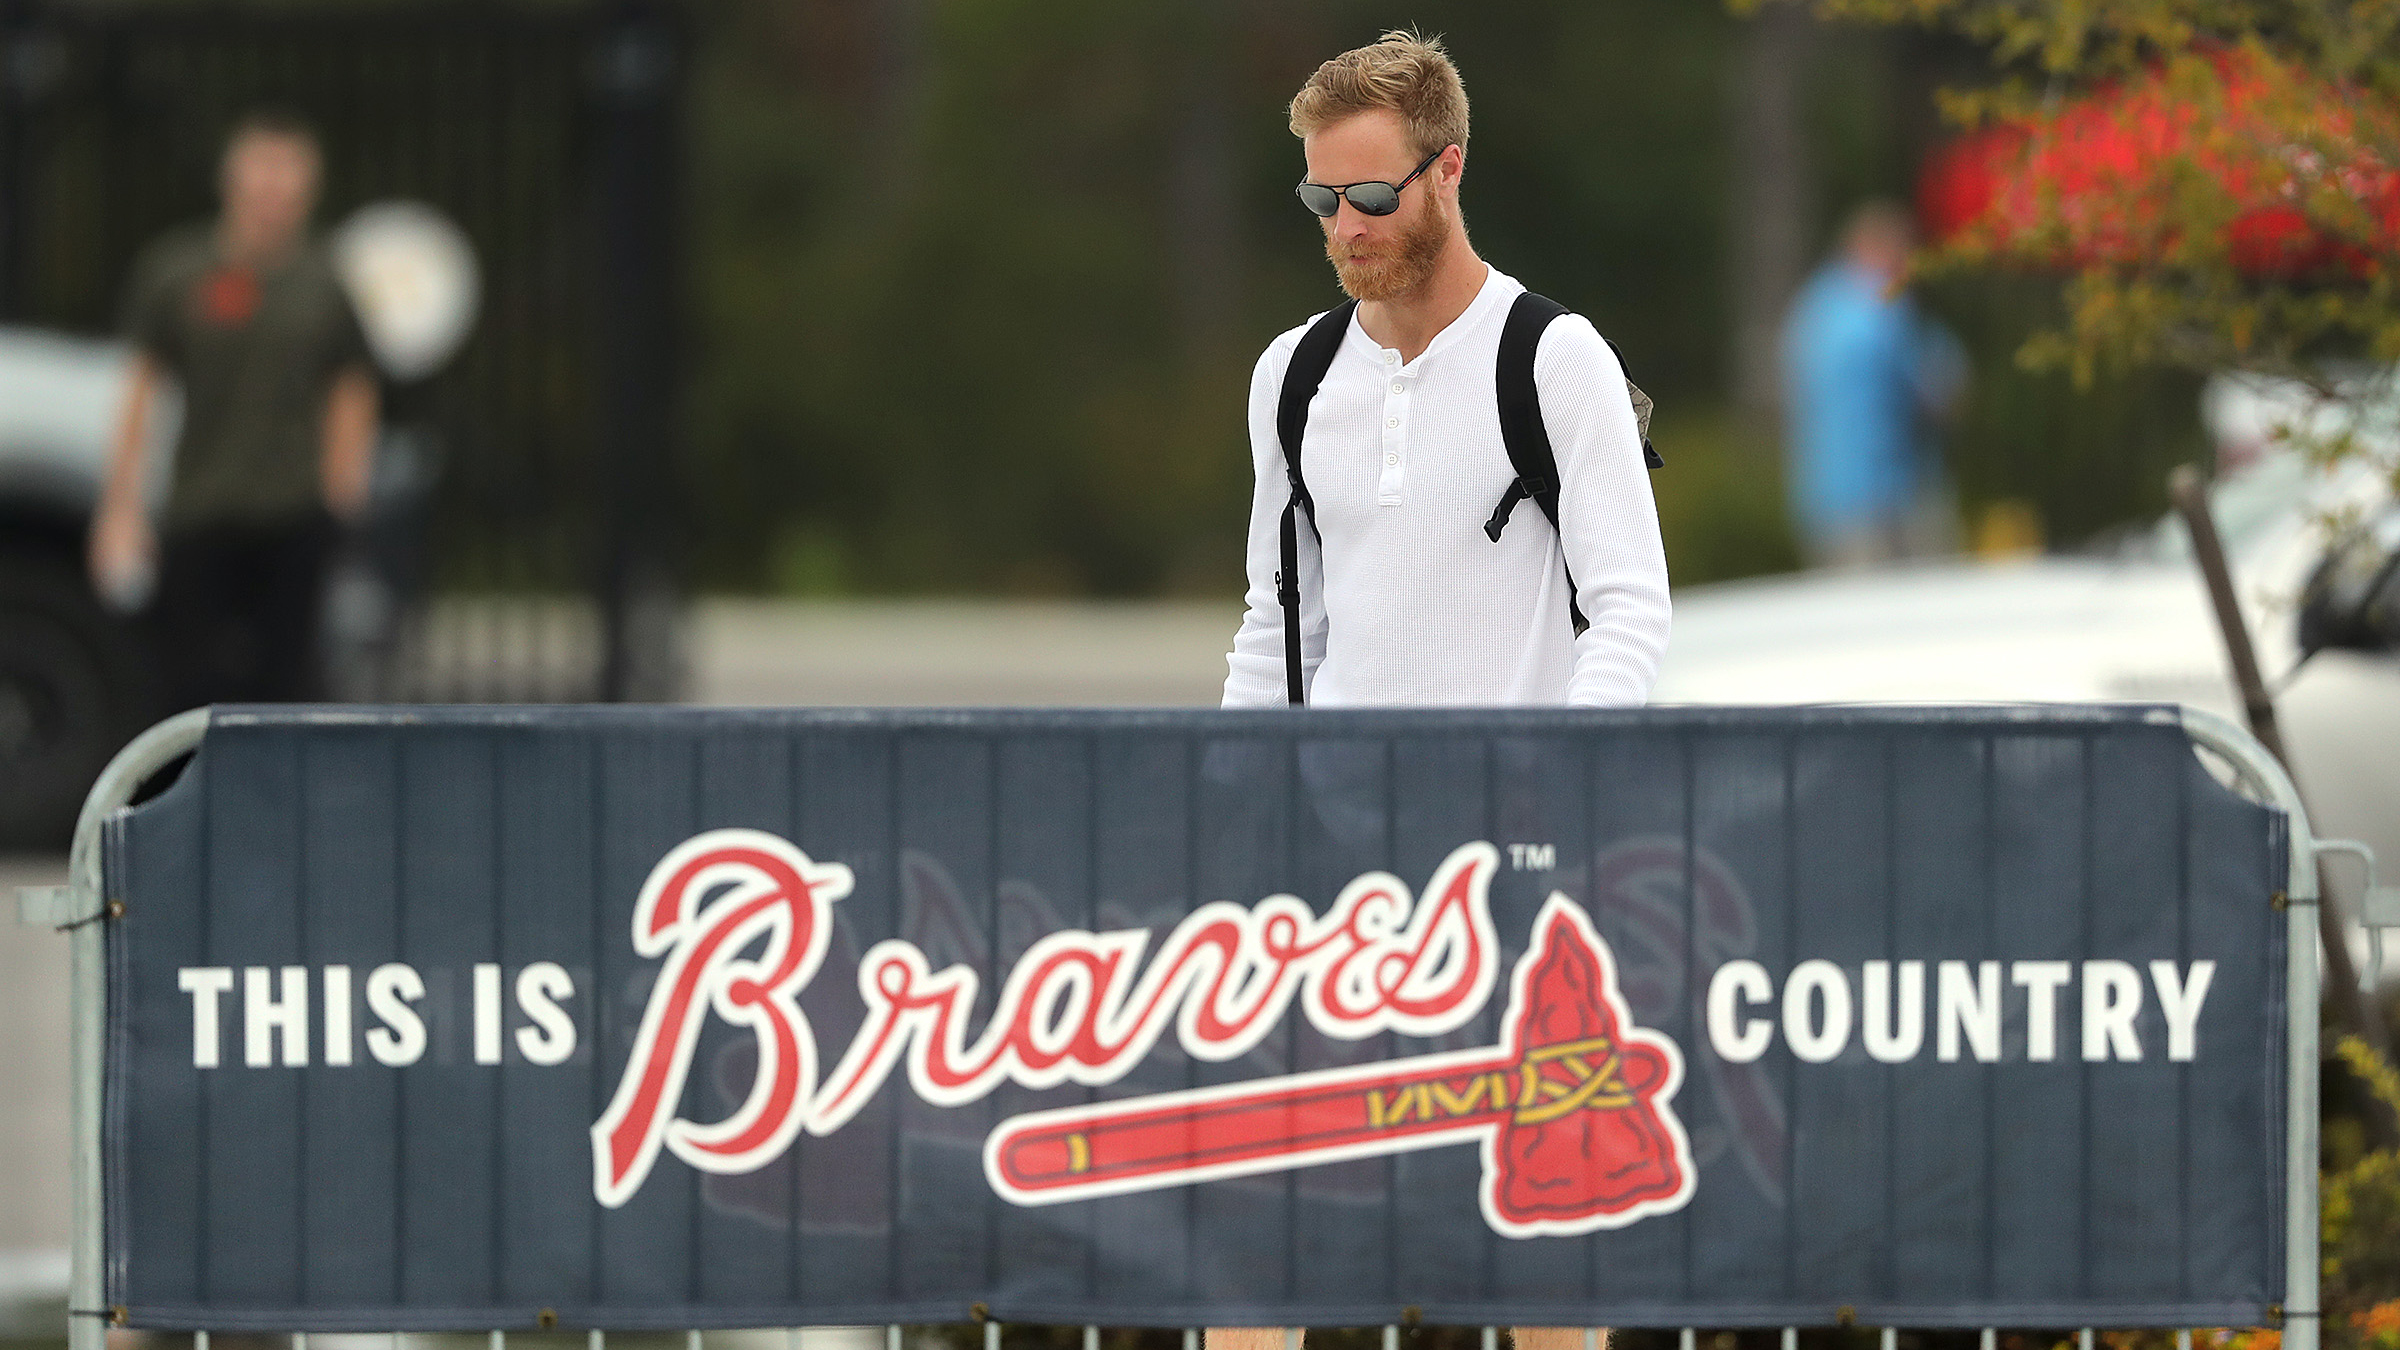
xmin=0 ymin=201 xmax=475 ymax=845
xmin=1656 ymin=373 xmax=2400 ymax=967
xmin=0 ymin=328 xmax=164 ymax=847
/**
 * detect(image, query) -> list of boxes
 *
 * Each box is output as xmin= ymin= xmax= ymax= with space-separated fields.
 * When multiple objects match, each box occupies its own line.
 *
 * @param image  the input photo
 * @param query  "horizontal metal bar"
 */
xmin=15 ymin=884 xmax=73 ymax=927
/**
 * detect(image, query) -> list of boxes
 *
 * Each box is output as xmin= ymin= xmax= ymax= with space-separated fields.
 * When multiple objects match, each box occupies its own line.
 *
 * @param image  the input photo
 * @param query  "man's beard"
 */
xmin=1326 ymin=199 xmax=1451 ymax=302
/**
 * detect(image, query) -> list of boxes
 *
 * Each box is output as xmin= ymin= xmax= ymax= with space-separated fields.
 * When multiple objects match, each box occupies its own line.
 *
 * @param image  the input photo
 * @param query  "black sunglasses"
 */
xmin=1295 ymin=147 xmax=1446 ymax=218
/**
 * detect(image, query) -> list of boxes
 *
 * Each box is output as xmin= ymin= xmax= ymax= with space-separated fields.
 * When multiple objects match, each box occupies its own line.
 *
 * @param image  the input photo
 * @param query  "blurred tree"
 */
xmin=23 ymin=0 xmax=2230 ymax=591
xmin=684 ymin=0 xmax=1766 ymax=595
xmin=685 ymin=0 xmax=2240 ymax=594
xmin=1759 ymin=0 xmax=2400 ymax=393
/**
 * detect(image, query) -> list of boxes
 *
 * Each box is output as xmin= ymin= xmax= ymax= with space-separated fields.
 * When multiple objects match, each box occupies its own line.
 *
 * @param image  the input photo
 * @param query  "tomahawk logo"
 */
xmin=593 ymin=829 xmax=1696 ymax=1236
xmin=985 ymin=895 xmax=1694 ymax=1236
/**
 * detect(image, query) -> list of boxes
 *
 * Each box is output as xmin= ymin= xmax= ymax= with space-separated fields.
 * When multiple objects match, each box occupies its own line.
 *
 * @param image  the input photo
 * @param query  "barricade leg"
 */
xmin=66 ymin=709 xmax=208 ymax=1350
xmin=2181 ymin=706 xmax=2322 ymax=1350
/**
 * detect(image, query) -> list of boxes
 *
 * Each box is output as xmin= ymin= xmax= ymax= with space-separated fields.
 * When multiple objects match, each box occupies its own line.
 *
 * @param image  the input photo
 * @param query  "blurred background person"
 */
xmin=86 ymin=109 xmax=377 ymax=708
xmin=1778 ymin=200 xmax=1966 ymax=569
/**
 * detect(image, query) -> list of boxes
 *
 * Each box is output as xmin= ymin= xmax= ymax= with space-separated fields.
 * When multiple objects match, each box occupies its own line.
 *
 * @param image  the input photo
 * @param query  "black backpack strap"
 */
xmin=1273 ymin=300 xmax=1357 ymax=705
xmin=1486 ymin=292 xmax=1589 ymax=634
xmin=1486 ymin=292 xmax=1664 ymax=638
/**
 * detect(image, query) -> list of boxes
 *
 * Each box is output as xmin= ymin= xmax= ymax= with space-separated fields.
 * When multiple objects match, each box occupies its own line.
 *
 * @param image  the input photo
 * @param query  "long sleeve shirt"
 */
xmin=1223 ymin=265 xmax=1671 ymax=708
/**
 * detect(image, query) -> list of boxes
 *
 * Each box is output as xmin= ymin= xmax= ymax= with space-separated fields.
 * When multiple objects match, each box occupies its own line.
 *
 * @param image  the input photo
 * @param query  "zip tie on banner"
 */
xmin=56 ymin=900 xmax=124 ymax=932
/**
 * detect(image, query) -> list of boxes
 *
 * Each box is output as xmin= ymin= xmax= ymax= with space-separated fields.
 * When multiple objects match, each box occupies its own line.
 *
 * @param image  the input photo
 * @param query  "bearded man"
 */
xmin=1221 ymin=30 xmax=1668 ymax=711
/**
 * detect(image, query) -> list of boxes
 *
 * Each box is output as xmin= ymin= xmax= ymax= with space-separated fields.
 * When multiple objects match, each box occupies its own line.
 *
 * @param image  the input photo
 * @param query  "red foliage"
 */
xmin=1917 ymin=49 xmax=2400 ymax=276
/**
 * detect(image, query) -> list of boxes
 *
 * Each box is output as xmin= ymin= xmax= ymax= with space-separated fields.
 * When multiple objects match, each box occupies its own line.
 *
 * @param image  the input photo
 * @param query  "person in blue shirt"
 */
xmin=1780 ymin=201 xmax=1966 ymax=567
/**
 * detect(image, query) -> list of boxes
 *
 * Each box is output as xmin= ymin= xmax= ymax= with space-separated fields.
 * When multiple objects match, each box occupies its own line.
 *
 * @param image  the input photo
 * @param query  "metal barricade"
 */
xmin=22 ymin=704 xmax=2323 ymax=1350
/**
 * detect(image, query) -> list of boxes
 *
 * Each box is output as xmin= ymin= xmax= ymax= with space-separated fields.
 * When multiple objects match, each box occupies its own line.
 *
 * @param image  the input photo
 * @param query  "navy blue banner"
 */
xmin=104 ymin=706 xmax=2284 ymax=1331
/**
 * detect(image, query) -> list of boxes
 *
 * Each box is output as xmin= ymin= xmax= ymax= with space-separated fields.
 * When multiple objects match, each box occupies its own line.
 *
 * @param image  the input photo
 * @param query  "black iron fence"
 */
xmin=0 ymin=0 xmax=684 ymax=702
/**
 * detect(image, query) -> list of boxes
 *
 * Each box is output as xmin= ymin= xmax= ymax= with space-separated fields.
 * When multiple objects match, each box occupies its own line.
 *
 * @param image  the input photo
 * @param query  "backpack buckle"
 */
xmin=1484 ymin=480 xmax=1533 ymax=542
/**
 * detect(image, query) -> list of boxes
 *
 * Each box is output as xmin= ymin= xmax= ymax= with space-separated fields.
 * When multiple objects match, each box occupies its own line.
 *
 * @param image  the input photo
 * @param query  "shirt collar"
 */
xmin=1345 ymin=263 xmax=1520 ymax=372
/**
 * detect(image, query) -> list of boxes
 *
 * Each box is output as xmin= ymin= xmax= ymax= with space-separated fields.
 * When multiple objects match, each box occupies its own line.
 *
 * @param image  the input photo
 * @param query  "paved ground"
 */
xmin=681 ymin=598 xmax=1241 ymax=708
xmin=0 ymin=853 xmax=69 ymax=1337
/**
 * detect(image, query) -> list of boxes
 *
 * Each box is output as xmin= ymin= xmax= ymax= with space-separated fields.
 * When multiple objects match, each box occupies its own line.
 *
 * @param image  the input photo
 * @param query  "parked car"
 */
xmin=0 ymin=203 xmax=474 ymax=846
xmin=1655 ymin=373 xmax=2400 ymax=972
xmin=0 ymin=323 xmax=442 ymax=847
xmin=0 ymin=327 xmax=165 ymax=848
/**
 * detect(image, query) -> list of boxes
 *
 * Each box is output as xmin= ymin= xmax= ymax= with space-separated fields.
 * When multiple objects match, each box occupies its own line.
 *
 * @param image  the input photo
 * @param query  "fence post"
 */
xmin=0 ymin=0 xmax=27 ymax=322
xmin=588 ymin=3 xmax=684 ymax=702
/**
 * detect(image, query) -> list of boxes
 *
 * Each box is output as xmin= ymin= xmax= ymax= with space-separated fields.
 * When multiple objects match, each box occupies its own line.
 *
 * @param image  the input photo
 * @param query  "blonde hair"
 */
xmin=1288 ymin=29 xmax=1469 ymax=160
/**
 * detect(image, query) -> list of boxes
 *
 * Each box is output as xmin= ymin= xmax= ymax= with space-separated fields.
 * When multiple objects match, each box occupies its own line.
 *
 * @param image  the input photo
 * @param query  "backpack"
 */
xmin=1271 ymin=290 xmax=1661 ymax=705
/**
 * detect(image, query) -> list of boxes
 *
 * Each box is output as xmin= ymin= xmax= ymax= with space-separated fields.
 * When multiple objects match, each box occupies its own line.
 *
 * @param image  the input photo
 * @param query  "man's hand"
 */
xmin=87 ymin=495 xmax=156 ymax=611
xmin=90 ymin=352 xmax=159 ymax=610
xmin=320 ymin=365 xmax=379 ymax=523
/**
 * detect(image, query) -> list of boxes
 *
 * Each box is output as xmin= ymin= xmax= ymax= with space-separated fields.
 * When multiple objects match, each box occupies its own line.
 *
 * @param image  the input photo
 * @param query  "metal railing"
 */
xmin=23 ymin=704 xmax=2322 ymax=1350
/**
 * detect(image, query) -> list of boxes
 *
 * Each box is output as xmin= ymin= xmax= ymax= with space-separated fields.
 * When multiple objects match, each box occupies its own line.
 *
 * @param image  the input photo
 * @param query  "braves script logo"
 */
xmin=593 ymin=829 xmax=1696 ymax=1235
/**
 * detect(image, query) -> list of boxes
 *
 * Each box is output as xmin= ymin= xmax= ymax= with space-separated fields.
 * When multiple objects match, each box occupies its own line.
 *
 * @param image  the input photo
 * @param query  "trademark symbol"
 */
xmin=1508 ymin=843 xmax=1556 ymax=871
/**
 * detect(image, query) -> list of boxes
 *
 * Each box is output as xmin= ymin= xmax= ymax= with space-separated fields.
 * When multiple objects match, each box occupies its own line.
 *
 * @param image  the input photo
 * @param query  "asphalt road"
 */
xmin=680 ymin=598 xmax=1240 ymax=708
xmin=0 ymin=853 xmax=69 ymax=1337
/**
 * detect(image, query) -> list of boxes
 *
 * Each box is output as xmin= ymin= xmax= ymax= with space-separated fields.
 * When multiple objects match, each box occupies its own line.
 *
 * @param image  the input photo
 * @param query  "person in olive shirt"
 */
xmin=89 ymin=110 xmax=378 ymax=707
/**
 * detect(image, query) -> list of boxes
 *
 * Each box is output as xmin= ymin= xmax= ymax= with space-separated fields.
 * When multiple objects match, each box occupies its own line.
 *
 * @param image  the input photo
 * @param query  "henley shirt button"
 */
xmin=1384 ymin=353 xmax=1397 ymax=365
xmin=1385 ymin=453 xmax=1399 ymax=466
xmin=1385 ymin=417 xmax=1399 ymax=428
xmin=1391 ymin=383 xmax=1404 ymax=393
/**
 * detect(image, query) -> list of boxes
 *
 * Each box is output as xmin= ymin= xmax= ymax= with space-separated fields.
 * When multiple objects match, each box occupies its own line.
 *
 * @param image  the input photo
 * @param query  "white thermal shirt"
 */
xmin=1222 ymin=265 xmax=1671 ymax=708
